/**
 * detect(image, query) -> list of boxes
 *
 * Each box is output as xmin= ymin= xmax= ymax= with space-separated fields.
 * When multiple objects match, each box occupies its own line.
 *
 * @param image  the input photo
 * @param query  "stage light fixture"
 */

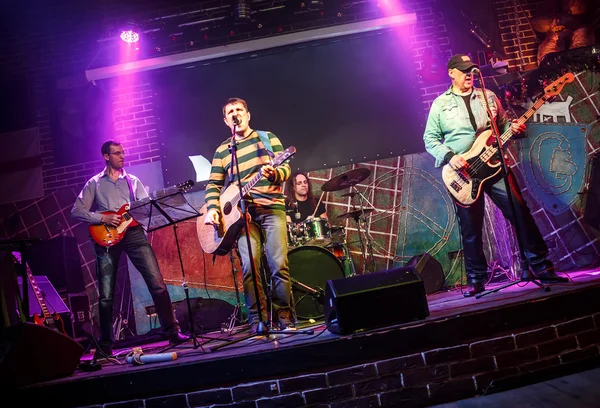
xmin=234 ymin=0 xmax=252 ymax=23
xmin=120 ymin=21 xmax=141 ymax=43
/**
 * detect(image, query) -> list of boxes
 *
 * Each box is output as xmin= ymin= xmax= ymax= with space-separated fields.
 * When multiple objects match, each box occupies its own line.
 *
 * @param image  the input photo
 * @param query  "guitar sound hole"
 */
xmin=223 ymin=202 xmax=232 ymax=215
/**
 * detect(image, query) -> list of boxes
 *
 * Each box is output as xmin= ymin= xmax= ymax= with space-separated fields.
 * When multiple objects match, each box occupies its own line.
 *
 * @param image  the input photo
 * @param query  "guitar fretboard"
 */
xmin=26 ymin=264 xmax=53 ymax=320
xmin=479 ymin=94 xmax=549 ymax=163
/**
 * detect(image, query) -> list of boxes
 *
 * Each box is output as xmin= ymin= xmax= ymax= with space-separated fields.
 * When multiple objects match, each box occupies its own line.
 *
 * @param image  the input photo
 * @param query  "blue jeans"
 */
xmin=236 ymin=207 xmax=293 ymax=324
xmin=93 ymin=226 xmax=179 ymax=344
xmin=455 ymin=171 xmax=552 ymax=283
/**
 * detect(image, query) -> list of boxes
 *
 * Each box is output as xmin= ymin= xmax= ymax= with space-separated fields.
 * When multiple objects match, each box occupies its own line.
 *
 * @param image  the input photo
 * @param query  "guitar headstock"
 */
xmin=272 ymin=146 xmax=296 ymax=166
xmin=543 ymin=73 xmax=574 ymax=98
xmin=176 ymin=179 xmax=195 ymax=192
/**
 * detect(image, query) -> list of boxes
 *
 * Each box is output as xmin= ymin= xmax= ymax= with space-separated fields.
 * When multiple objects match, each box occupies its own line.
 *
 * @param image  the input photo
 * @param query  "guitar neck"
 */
xmin=481 ymin=93 xmax=549 ymax=161
xmin=231 ymin=171 xmax=265 ymax=204
xmin=25 ymin=264 xmax=54 ymax=321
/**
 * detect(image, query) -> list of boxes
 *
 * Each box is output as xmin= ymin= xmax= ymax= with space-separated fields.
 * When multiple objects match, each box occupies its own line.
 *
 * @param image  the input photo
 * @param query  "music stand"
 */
xmin=129 ymin=188 xmax=203 ymax=348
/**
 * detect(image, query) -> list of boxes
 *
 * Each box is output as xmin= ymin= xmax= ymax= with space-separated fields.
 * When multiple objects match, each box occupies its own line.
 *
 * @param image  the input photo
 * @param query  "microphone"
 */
xmin=470 ymin=67 xmax=480 ymax=75
xmin=294 ymin=201 xmax=301 ymax=220
xmin=232 ymin=115 xmax=241 ymax=126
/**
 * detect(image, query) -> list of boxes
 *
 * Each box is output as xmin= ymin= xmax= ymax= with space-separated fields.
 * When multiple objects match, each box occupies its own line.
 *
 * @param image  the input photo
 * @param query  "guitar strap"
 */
xmin=257 ymin=130 xmax=274 ymax=158
xmin=475 ymin=89 xmax=498 ymax=131
xmin=125 ymin=174 xmax=136 ymax=202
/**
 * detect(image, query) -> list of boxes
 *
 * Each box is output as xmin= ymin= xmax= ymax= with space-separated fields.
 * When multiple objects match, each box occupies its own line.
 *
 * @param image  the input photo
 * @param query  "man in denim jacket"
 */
xmin=423 ymin=54 xmax=568 ymax=297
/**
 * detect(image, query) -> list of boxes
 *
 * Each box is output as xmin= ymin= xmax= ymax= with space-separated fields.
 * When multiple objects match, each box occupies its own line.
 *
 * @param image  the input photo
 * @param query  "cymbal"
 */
xmin=321 ymin=168 xmax=371 ymax=192
xmin=337 ymin=208 xmax=375 ymax=221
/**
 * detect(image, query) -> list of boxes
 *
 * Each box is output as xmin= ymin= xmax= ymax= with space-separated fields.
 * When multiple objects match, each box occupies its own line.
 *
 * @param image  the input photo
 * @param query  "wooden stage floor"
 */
xmin=11 ymin=266 xmax=600 ymax=407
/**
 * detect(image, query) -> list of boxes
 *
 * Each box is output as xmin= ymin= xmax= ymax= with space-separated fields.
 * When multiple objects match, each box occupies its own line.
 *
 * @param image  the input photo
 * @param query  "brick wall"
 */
xmin=73 ymin=312 xmax=600 ymax=407
xmin=493 ymin=0 xmax=544 ymax=71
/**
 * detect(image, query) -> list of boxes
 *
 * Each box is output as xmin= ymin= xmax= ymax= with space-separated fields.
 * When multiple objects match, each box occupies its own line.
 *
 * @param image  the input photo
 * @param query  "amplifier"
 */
xmin=67 ymin=292 xmax=92 ymax=340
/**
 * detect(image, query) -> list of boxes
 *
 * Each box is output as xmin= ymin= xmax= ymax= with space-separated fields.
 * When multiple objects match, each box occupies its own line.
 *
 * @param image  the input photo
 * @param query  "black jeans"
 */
xmin=93 ymin=226 xmax=179 ymax=345
xmin=455 ymin=171 xmax=552 ymax=283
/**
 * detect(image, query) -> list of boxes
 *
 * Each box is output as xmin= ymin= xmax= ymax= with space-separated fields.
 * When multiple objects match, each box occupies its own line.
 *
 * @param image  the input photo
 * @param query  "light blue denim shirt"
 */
xmin=423 ymin=86 xmax=510 ymax=168
xmin=71 ymin=167 xmax=148 ymax=225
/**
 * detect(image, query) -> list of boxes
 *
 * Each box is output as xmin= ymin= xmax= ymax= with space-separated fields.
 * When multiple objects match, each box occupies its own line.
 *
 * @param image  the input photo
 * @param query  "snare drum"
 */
xmin=303 ymin=217 xmax=331 ymax=246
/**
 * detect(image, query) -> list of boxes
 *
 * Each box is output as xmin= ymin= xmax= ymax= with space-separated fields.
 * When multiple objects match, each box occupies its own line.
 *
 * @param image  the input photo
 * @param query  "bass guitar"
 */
xmin=442 ymin=72 xmax=574 ymax=206
xmin=89 ymin=179 xmax=194 ymax=247
xmin=198 ymin=146 xmax=296 ymax=255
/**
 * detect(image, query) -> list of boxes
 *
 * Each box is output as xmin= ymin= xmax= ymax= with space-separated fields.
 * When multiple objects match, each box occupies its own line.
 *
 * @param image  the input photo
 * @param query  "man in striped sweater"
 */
xmin=204 ymin=97 xmax=295 ymax=332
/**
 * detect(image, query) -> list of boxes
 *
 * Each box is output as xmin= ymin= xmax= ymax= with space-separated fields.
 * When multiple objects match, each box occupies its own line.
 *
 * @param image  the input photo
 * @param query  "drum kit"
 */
xmin=285 ymin=167 xmax=376 ymax=321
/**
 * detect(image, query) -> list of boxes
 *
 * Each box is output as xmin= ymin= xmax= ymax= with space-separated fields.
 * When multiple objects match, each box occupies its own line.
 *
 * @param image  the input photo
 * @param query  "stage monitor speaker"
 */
xmin=0 ymin=322 xmax=84 ymax=389
xmin=324 ymin=266 xmax=430 ymax=335
xmin=407 ymin=253 xmax=445 ymax=294
xmin=175 ymin=297 xmax=235 ymax=332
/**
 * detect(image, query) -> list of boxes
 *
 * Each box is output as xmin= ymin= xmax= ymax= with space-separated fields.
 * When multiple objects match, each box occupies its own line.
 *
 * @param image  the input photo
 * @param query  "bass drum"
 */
xmin=288 ymin=245 xmax=345 ymax=321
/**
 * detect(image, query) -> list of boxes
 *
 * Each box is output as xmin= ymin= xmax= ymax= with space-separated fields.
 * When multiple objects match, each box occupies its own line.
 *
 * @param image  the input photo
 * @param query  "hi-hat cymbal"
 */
xmin=321 ymin=168 xmax=371 ymax=192
xmin=337 ymin=208 xmax=375 ymax=221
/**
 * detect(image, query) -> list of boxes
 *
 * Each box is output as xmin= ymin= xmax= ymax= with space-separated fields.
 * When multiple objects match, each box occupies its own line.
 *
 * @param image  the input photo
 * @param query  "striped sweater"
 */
xmin=205 ymin=130 xmax=291 ymax=212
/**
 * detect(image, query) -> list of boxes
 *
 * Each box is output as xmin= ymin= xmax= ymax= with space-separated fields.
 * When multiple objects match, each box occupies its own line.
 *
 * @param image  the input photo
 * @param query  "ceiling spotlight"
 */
xmin=306 ymin=0 xmax=325 ymax=11
xmin=234 ymin=0 xmax=252 ymax=24
xmin=120 ymin=21 xmax=141 ymax=43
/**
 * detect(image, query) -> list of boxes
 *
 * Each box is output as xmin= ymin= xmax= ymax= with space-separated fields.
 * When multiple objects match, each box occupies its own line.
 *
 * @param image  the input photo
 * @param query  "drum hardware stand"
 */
xmin=290 ymin=277 xmax=326 ymax=320
xmin=347 ymin=185 xmax=376 ymax=273
xmin=210 ymin=119 xmax=314 ymax=352
xmin=221 ymin=246 xmax=246 ymax=335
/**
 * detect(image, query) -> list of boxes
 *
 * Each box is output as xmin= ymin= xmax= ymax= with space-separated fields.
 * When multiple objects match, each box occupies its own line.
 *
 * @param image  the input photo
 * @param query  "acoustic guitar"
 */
xmin=89 ymin=179 xmax=194 ymax=247
xmin=198 ymin=146 xmax=296 ymax=255
xmin=441 ymin=73 xmax=574 ymax=206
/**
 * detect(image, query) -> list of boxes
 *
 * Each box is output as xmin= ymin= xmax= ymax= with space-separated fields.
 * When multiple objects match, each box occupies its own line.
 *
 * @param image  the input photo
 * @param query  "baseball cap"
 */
xmin=447 ymin=54 xmax=478 ymax=71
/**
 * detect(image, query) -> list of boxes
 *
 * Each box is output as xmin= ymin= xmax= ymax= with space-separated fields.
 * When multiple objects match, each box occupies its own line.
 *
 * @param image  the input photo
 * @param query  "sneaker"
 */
xmin=277 ymin=310 xmax=296 ymax=331
xmin=93 ymin=342 xmax=113 ymax=362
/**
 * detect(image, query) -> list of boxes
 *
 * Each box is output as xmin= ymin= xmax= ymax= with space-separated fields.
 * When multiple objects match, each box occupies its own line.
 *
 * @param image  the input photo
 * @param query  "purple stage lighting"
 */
xmin=120 ymin=29 xmax=140 ymax=43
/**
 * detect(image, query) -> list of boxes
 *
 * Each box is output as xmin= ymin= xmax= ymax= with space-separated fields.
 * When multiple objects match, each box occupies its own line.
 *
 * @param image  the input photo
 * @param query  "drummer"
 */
xmin=285 ymin=172 xmax=328 ymax=224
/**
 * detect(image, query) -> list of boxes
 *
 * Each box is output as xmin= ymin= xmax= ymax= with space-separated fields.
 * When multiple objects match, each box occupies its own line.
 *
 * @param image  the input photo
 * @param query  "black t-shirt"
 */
xmin=286 ymin=198 xmax=327 ymax=224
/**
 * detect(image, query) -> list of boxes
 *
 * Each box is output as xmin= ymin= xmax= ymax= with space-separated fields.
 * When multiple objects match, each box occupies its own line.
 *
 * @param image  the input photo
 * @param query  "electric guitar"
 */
xmin=25 ymin=261 xmax=67 ymax=335
xmin=197 ymin=146 xmax=296 ymax=255
xmin=89 ymin=179 xmax=194 ymax=247
xmin=442 ymin=72 xmax=574 ymax=206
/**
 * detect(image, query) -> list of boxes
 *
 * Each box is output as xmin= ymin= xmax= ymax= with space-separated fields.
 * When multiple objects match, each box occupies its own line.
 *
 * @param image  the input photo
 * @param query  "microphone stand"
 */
xmin=470 ymin=69 xmax=547 ymax=299
xmin=210 ymin=119 xmax=313 ymax=352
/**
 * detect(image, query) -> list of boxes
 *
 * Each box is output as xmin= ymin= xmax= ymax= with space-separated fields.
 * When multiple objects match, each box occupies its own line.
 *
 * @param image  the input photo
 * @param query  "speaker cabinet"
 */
xmin=324 ymin=267 xmax=430 ymax=335
xmin=407 ymin=253 xmax=445 ymax=294
xmin=0 ymin=323 xmax=84 ymax=388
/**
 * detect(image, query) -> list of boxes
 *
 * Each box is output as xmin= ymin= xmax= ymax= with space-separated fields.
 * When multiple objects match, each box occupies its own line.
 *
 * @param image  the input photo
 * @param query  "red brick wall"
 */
xmin=493 ymin=0 xmax=547 ymax=71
